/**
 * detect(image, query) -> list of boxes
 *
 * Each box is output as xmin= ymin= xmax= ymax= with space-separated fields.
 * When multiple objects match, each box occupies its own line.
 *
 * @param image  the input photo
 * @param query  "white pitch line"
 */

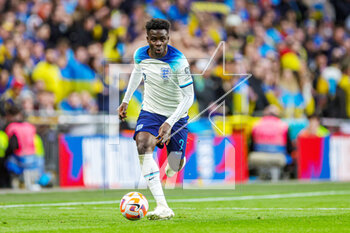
xmin=36 ymin=207 xmax=350 ymax=211
xmin=1 ymin=190 xmax=350 ymax=209
xmin=169 ymin=190 xmax=350 ymax=203
xmin=0 ymin=200 xmax=119 ymax=209
xmin=172 ymin=207 xmax=350 ymax=211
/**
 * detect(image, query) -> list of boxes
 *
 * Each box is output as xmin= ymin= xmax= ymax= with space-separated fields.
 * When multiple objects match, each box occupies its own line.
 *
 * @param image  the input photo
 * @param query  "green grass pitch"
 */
xmin=0 ymin=182 xmax=350 ymax=232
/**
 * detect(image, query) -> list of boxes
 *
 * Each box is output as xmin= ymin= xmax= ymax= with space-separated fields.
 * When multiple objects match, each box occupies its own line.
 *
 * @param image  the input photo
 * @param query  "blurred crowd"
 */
xmin=0 ymin=0 xmax=350 ymax=120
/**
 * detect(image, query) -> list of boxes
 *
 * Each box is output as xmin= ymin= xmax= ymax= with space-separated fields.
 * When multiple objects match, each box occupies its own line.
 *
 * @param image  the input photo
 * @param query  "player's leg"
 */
xmin=135 ymin=131 xmax=174 ymax=220
xmin=165 ymin=152 xmax=186 ymax=177
xmin=165 ymin=119 xmax=189 ymax=177
xmin=136 ymin=131 xmax=164 ymax=206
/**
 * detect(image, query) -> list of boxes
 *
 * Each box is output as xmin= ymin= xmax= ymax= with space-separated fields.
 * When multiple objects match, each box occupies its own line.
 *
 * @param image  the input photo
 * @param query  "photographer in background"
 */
xmin=249 ymin=105 xmax=294 ymax=181
xmin=4 ymin=105 xmax=40 ymax=190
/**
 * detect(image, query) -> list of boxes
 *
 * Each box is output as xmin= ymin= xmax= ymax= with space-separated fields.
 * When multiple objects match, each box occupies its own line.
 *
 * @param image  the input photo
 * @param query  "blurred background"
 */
xmin=0 ymin=0 xmax=350 ymax=190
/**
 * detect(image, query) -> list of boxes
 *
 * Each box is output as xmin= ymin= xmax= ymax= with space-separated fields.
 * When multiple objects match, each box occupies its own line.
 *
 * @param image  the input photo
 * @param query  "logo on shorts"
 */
xmin=160 ymin=67 xmax=171 ymax=80
xmin=136 ymin=124 xmax=143 ymax=131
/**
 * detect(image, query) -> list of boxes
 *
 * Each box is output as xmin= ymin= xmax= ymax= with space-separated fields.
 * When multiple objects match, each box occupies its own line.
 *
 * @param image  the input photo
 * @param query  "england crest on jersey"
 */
xmin=160 ymin=67 xmax=171 ymax=80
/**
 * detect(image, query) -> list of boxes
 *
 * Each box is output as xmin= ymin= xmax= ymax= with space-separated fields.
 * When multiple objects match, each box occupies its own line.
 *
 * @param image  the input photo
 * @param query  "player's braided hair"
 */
xmin=145 ymin=18 xmax=171 ymax=33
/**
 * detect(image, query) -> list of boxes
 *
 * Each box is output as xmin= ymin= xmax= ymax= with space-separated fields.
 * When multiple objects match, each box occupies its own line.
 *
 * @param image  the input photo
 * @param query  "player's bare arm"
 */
xmin=156 ymin=122 xmax=171 ymax=146
xmin=117 ymin=55 xmax=143 ymax=121
xmin=118 ymin=102 xmax=128 ymax=121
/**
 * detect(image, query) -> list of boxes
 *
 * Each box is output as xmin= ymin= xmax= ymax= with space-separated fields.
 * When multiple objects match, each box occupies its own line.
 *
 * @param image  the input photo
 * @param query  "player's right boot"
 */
xmin=146 ymin=206 xmax=175 ymax=220
xmin=165 ymin=156 xmax=186 ymax=177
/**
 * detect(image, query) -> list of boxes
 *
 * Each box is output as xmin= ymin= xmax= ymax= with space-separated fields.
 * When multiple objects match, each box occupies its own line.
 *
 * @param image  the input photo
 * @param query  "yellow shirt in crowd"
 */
xmin=32 ymin=61 xmax=63 ymax=102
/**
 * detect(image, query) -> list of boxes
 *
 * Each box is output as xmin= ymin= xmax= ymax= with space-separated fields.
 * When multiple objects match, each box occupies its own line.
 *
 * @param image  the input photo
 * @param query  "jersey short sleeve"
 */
xmin=177 ymin=58 xmax=193 ymax=88
xmin=133 ymin=49 xmax=143 ymax=72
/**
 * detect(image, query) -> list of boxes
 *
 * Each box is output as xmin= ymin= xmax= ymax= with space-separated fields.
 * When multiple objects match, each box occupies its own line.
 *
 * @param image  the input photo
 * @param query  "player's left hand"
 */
xmin=156 ymin=122 xmax=171 ymax=146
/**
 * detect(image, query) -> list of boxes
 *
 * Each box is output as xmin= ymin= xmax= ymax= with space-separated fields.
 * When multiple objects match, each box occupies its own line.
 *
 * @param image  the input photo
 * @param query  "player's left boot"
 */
xmin=146 ymin=206 xmax=175 ymax=220
xmin=165 ymin=156 xmax=186 ymax=178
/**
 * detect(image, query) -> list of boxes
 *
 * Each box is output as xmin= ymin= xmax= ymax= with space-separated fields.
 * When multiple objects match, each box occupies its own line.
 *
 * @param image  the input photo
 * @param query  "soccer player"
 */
xmin=118 ymin=18 xmax=194 ymax=220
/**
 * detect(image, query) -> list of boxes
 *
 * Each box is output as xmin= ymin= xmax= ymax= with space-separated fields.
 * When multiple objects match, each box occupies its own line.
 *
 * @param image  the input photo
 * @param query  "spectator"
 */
xmin=47 ymin=3 xmax=73 ymax=47
xmin=299 ymin=114 xmax=329 ymax=137
xmin=17 ymin=45 xmax=35 ymax=78
xmin=20 ymin=91 xmax=35 ymax=116
xmin=169 ymin=0 xmax=190 ymax=26
xmin=0 ymin=39 xmax=15 ymax=70
xmin=32 ymin=48 xmax=62 ymax=103
xmin=81 ymin=91 xmax=98 ymax=114
xmin=4 ymin=105 xmax=40 ymax=190
xmin=0 ymin=0 xmax=349 ymax=122
xmin=279 ymin=69 xmax=304 ymax=118
xmin=147 ymin=0 xmax=172 ymax=20
xmin=330 ymin=0 xmax=350 ymax=25
xmin=71 ymin=46 xmax=96 ymax=80
xmin=316 ymin=64 xmax=347 ymax=118
xmin=30 ymin=42 xmax=45 ymax=65
xmin=339 ymin=63 xmax=350 ymax=118
xmin=1 ymin=79 xmax=26 ymax=107
xmin=57 ymin=55 xmax=71 ymax=79
xmin=70 ymin=16 xmax=95 ymax=47
xmin=248 ymin=60 xmax=269 ymax=115
xmin=36 ymin=91 xmax=55 ymax=116
xmin=191 ymin=60 xmax=217 ymax=116
xmin=262 ymin=63 xmax=282 ymax=113
xmin=0 ymin=69 xmax=11 ymax=95
xmin=59 ymin=92 xmax=84 ymax=113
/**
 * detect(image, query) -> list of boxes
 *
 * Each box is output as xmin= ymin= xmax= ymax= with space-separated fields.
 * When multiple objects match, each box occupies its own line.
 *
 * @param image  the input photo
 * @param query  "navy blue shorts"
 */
xmin=133 ymin=110 xmax=189 ymax=157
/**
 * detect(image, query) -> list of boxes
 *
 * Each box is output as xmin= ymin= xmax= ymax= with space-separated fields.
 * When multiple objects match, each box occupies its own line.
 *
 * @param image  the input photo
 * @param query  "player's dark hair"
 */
xmin=145 ymin=18 xmax=171 ymax=34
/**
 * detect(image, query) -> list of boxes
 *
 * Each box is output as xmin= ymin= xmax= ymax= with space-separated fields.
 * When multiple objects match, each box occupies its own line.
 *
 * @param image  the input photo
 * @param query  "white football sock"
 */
xmin=139 ymin=153 xmax=168 ymax=208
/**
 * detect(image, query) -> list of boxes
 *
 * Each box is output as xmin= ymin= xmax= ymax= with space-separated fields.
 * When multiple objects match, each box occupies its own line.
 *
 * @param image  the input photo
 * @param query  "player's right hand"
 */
xmin=118 ymin=102 xmax=128 ymax=121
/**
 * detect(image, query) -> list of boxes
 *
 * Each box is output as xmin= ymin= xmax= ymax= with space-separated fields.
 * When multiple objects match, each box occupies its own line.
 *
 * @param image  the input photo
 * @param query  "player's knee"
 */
xmin=136 ymin=132 xmax=155 ymax=154
xmin=136 ymin=140 xmax=150 ymax=154
xmin=167 ymin=151 xmax=184 ymax=171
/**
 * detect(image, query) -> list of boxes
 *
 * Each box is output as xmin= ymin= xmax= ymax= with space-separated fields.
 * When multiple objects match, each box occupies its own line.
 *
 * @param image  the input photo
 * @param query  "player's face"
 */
xmin=147 ymin=29 xmax=169 ymax=58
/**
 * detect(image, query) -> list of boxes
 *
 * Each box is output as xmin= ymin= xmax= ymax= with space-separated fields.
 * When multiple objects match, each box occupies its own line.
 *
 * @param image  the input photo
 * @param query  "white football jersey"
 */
xmin=133 ymin=45 xmax=193 ymax=118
